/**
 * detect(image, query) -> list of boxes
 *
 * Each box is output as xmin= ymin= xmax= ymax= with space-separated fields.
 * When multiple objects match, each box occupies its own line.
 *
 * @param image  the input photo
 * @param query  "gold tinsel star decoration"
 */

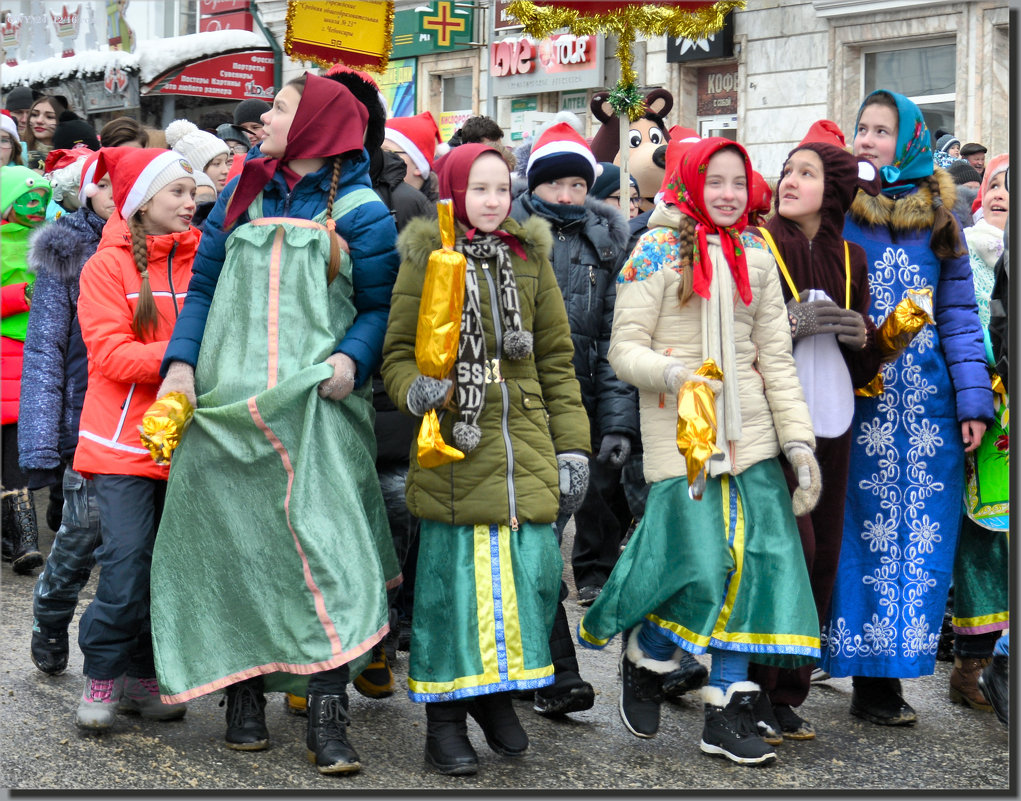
xmin=506 ymin=1 xmax=744 ymax=120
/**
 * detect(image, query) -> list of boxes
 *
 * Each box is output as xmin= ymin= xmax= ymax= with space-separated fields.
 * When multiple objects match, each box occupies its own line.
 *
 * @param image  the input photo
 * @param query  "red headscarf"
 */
xmin=437 ymin=143 xmax=525 ymax=258
xmin=662 ymin=137 xmax=753 ymax=305
xmin=224 ymin=72 xmax=369 ymax=228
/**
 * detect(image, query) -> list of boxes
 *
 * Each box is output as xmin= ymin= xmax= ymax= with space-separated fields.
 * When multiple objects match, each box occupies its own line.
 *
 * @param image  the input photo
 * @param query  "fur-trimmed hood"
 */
xmin=27 ymin=207 xmax=106 ymax=283
xmin=397 ymin=213 xmax=553 ymax=268
xmin=849 ymin=168 xmax=957 ymax=232
xmin=582 ymin=194 xmax=631 ymax=253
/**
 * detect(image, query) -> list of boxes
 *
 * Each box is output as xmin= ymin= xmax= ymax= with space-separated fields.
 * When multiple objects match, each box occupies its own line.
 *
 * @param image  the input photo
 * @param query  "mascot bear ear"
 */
xmin=590 ymin=91 xmax=615 ymax=125
xmin=644 ymin=88 xmax=673 ymax=121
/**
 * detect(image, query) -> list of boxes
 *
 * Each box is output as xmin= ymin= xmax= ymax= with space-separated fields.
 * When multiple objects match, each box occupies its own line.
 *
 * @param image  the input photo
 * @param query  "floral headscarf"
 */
xmin=663 ymin=136 xmax=753 ymax=306
xmin=854 ymin=89 xmax=933 ymax=196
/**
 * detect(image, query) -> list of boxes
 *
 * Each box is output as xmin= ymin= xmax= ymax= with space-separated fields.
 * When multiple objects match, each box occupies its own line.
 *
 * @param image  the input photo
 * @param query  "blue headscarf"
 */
xmin=854 ymin=89 xmax=933 ymax=196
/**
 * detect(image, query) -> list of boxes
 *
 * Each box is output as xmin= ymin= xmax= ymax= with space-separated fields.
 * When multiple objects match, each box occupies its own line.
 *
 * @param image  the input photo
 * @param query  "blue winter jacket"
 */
xmin=161 ymin=148 xmax=400 ymax=386
xmin=18 ymin=207 xmax=104 ymax=487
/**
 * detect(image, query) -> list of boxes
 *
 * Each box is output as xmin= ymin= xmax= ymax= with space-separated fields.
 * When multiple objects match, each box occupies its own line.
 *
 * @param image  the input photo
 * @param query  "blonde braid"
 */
xmin=325 ymin=156 xmax=343 ymax=286
xmin=128 ymin=215 xmax=160 ymax=339
xmin=675 ymin=214 xmax=698 ymax=308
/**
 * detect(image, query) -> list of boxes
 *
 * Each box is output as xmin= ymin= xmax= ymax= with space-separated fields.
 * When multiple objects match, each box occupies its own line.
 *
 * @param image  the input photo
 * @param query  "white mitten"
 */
xmin=318 ymin=352 xmax=357 ymax=401
xmin=784 ymin=441 xmax=821 ymax=517
xmin=157 ymin=361 xmax=197 ymax=409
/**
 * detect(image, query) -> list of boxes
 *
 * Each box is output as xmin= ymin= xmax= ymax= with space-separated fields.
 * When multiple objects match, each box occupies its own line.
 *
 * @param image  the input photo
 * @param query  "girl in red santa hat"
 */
xmin=71 ymin=146 xmax=198 ymax=733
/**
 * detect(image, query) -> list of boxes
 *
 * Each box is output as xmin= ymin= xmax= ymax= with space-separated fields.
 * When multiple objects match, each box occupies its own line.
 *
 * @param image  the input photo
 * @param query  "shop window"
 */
xmin=442 ymin=74 xmax=473 ymax=112
xmin=863 ymin=43 xmax=956 ymax=145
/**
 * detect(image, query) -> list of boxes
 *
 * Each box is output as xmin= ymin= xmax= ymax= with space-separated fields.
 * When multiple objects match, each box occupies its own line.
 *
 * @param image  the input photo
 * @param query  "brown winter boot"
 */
xmin=949 ymin=656 xmax=993 ymax=711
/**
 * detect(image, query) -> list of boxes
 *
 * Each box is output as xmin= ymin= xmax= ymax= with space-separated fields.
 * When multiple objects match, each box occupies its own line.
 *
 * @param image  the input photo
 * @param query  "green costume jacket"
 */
xmin=382 ymin=214 xmax=590 ymax=527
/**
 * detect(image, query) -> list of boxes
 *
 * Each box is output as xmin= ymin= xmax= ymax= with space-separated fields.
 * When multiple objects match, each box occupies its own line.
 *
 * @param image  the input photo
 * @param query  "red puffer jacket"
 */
xmin=73 ymin=213 xmax=198 ymax=479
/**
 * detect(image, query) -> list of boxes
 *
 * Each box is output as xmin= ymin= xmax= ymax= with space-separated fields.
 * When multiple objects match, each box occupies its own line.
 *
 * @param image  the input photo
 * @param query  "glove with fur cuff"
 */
xmin=407 ymin=375 xmax=453 ymax=416
xmin=157 ymin=361 xmax=197 ymax=409
xmin=557 ymin=452 xmax=590 ymax=516
xmin=784 ymin=441 xmax=821 ymax=517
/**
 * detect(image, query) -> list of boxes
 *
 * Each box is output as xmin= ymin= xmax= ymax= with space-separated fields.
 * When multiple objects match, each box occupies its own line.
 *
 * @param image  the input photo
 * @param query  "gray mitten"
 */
xmin=833 ymin=308 xmax=867 ymax=350
xmin=596 ymin=434 xmax=631 ymax=468
xmin=407 ymin=375 xmax=452 ymax=416
xmin=786 ymin=298 xmax=844 ymax=341
xmin=157 ymin=360 xmax=197 ymax=409
xmin=557 ymin=452 xmax=590 ymax=516
xmin=663 ymin=361 xmax=722 ymax=395
xmin=784 ymin=441 xmax=822 ymax=517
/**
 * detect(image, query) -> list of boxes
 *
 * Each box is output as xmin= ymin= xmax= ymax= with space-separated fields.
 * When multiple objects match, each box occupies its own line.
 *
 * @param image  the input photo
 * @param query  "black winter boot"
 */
xmin=8 ymin=489 xmax=43 ymax=574
xmin=222 ymin=676 xmax=269 ymax=750
xmin=662 ymin=648 xmax=709 ymax=702
xmin=467 ymin=692 xmax=528 ymax=756
xmin=978 ymin=653 xmax=1009 ymax=727
xmin=533 ymin=591 xmax=594 ymax=717
xmin=700 ymin=682 xmax=776 ymax=766
xmin=425 ymin=701 xmax=478 ymax=775
xmin=1 ymin=492 xmax=15 ymax=561
xmin=306 ymin=690 xmax=360 ymax=774
xmin=850 ymin=676 xmax=916 ymax=726
xmin=618 ymin=628 xmax=674 ymax=738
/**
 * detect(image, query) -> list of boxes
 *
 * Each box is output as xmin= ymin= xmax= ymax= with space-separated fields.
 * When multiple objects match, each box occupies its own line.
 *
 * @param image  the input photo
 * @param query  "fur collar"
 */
xmin=398 ymin=214 xmax=554 ymax=269
xmin=849 ymin=168 xmax=957 ymax=232
xmin=26 ymin=208 xmax=106 ymax=282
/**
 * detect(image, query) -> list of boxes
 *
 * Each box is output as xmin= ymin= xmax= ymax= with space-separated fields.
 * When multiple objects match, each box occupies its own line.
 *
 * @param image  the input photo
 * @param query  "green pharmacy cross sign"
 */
xmin=391 ymin=1 xmax=474 ymax=57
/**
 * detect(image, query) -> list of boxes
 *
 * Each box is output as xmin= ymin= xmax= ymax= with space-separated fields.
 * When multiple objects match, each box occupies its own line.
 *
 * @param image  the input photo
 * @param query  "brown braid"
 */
xmin=127 ymin=215 xmax=160 ymax=339
xmin=675 ymin=213 xmax=698 ymax=308
xmin=324 ymin=155 xmax=343 ymax=285
xmin=926 ymin=174 xmax=965 ymax=260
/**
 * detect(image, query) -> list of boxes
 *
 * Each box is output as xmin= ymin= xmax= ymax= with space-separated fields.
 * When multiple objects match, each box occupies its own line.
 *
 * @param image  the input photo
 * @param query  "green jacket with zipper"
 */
xmin=382 ymin=214 xmax=591 ymax=527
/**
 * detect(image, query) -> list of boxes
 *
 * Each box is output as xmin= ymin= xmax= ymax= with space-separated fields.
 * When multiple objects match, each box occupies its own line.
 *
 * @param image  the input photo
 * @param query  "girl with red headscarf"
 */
xmin=149 ymin=73 xmax=401 ymax=777
xmin=382 ymin=144 xmax=590 ymax=776
xmin=577 ymin=137 xmax=822 ymax=767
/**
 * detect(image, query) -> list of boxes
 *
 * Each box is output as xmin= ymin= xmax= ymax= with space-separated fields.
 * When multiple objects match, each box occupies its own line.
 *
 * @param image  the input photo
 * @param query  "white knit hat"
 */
xmin=1 ymin=110 xmax=18 ymax=144
xmin=165 ymin=119 xmax=230 ymax=172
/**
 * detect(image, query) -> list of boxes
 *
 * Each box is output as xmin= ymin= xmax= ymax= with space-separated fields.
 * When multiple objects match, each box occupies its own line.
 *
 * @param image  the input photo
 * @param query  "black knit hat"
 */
xmin=4 ymin=86 xmax=38 ymax=111
xmin=233 ymin=99 xmax=270 ymax=126
xmin=947 ymin=159 xmax=983 ymax=185
xmin=52 ymin=110 xmax=100 ymax=151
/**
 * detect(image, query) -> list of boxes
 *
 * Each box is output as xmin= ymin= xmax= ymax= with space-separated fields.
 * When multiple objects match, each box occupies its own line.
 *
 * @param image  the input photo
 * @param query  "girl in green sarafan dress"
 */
xmin=578 ymin=137 xmax=823 ymax=767
xmin=382 ymin=143 xmax=591 ymax=777
xmin=150 ymin=73 xmax=401 ymax=777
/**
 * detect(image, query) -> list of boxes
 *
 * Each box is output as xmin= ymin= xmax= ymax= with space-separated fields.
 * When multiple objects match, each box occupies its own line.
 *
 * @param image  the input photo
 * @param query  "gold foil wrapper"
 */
xmin=138 ymin=392 xmax=194 ymax=465
xmin=675 ymin=359 xmax=724 ymax=500
xmin=414 ymin=200 xmax=467 ymax=467
xmin=877 ymin=288 xmax=935 ymax=362
xmin=855 ymin=289 xmax=936 ymax=397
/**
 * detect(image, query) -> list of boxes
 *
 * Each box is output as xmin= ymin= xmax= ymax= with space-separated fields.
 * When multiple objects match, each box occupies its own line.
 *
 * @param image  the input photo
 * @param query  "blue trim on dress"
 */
xmin=489 ymin=524 xmax=509 ymax=681
xmin=408 ymin=675 xmax=554 ymax=704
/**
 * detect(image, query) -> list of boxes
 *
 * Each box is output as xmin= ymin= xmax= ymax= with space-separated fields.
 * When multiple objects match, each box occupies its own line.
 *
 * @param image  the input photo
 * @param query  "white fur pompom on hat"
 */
xmin=164 ymin=118 xmax=230 ymax=172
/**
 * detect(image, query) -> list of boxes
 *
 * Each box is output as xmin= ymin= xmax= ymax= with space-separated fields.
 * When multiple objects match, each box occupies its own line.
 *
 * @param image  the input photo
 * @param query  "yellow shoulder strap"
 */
xmin=844 ymin=240 xmax=851 ymax=309
xmin=758 ymin=227 xmax=800 ymax=302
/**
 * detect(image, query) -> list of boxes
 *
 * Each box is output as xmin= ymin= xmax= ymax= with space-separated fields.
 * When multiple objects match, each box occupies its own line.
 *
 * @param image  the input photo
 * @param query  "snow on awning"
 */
xmin=2 ymin=30 xmax=269 ymax=90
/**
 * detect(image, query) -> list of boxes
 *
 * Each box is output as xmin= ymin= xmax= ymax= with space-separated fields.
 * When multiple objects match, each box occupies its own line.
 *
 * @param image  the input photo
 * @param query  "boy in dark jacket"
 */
xmin=509 ymin=122 xmax=637 ymax=718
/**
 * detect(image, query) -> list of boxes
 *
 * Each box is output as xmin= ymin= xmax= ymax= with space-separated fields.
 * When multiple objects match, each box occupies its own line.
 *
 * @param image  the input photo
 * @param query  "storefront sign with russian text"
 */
xmin=150 ymin=49 xmax=274 ymax=101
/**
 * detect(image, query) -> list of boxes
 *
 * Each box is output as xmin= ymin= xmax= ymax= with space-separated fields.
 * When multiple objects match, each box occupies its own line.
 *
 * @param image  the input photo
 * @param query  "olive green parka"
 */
xmin=382 ymin=214 xmax=590 ymax=527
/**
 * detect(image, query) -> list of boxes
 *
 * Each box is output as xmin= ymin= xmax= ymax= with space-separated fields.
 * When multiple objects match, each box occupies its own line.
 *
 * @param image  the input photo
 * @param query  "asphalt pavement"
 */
xmin=0 ymin=495 xmax=1012 ymax=795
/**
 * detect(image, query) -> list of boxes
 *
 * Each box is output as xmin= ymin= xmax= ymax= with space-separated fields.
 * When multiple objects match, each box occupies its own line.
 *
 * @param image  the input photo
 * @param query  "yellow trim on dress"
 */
xmin=951 ymin=611 xmax=1010 ymax=629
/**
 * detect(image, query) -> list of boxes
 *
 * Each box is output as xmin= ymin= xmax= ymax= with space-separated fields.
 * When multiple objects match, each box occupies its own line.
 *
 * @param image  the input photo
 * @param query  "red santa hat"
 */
xmin=91 ymin=147 xmax=196 ymax=220
xmin=748 ymin=170 xmax=772 ymax=217
xmin=525 ymin=121 xmax=598 ymax=191
xmin=77 ymin=150 xmax=102 ymax=207
xmin=667 ymin=125 xmax=700 ymax=144
xmin=384 ymin=112 xmax=442 ymax=179
xmin=798 ymin=119 xmax=847 ymax=150
xmin=1 ymin=110 xmax=19 ymax=144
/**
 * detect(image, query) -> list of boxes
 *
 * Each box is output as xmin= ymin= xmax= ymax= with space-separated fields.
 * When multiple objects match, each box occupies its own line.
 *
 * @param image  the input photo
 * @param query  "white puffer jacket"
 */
xmin=609 ymin=214 xmax=814 ymax=484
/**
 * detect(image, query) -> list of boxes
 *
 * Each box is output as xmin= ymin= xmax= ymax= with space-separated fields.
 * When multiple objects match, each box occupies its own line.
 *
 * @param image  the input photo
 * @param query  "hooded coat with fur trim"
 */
xmin=382 ymin=214 xmax=591 ymax=526
xmin=509 ymin=193 xmax=638 ymax=441
xmin=847 ymin=168 xmax=993 ymax=423
xmin=17 ymin=207 xmax=105 ymax=485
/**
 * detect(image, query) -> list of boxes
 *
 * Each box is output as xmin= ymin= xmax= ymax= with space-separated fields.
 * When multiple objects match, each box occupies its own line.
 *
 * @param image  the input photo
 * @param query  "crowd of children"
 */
xmin=2 ymin=78 xmax=1008 ymax=779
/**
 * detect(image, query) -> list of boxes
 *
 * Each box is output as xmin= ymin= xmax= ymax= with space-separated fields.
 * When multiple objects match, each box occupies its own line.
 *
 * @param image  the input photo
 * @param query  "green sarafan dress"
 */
xmin=151 ymin=191 xmax=400 ymax=704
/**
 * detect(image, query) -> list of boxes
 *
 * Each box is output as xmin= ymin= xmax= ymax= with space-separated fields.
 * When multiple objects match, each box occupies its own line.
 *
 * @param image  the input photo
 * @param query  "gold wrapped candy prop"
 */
xmin=855 ymin=288 xmax=936 ymax=397
xmin=676 ymin=359 xmax=724 ymax=501
xmin=139 ymin=392 xmax=194 ymax=465
xmin=415 ymin=199 xmax=467 ymax=469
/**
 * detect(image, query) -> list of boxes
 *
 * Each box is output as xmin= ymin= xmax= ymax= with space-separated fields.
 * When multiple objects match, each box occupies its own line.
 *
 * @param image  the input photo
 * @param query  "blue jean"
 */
xmin=637 ymin=620 xmax=748 ymax=692
xmin=78 ymin=474 xmax=165 ymax=680
xmin=33 ymin=466 xmax=102 ymax=633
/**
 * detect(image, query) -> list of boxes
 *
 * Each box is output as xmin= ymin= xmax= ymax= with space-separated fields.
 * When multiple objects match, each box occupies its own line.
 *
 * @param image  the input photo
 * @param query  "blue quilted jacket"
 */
xmin=161 ymin=148 xmax=399 ymax=386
